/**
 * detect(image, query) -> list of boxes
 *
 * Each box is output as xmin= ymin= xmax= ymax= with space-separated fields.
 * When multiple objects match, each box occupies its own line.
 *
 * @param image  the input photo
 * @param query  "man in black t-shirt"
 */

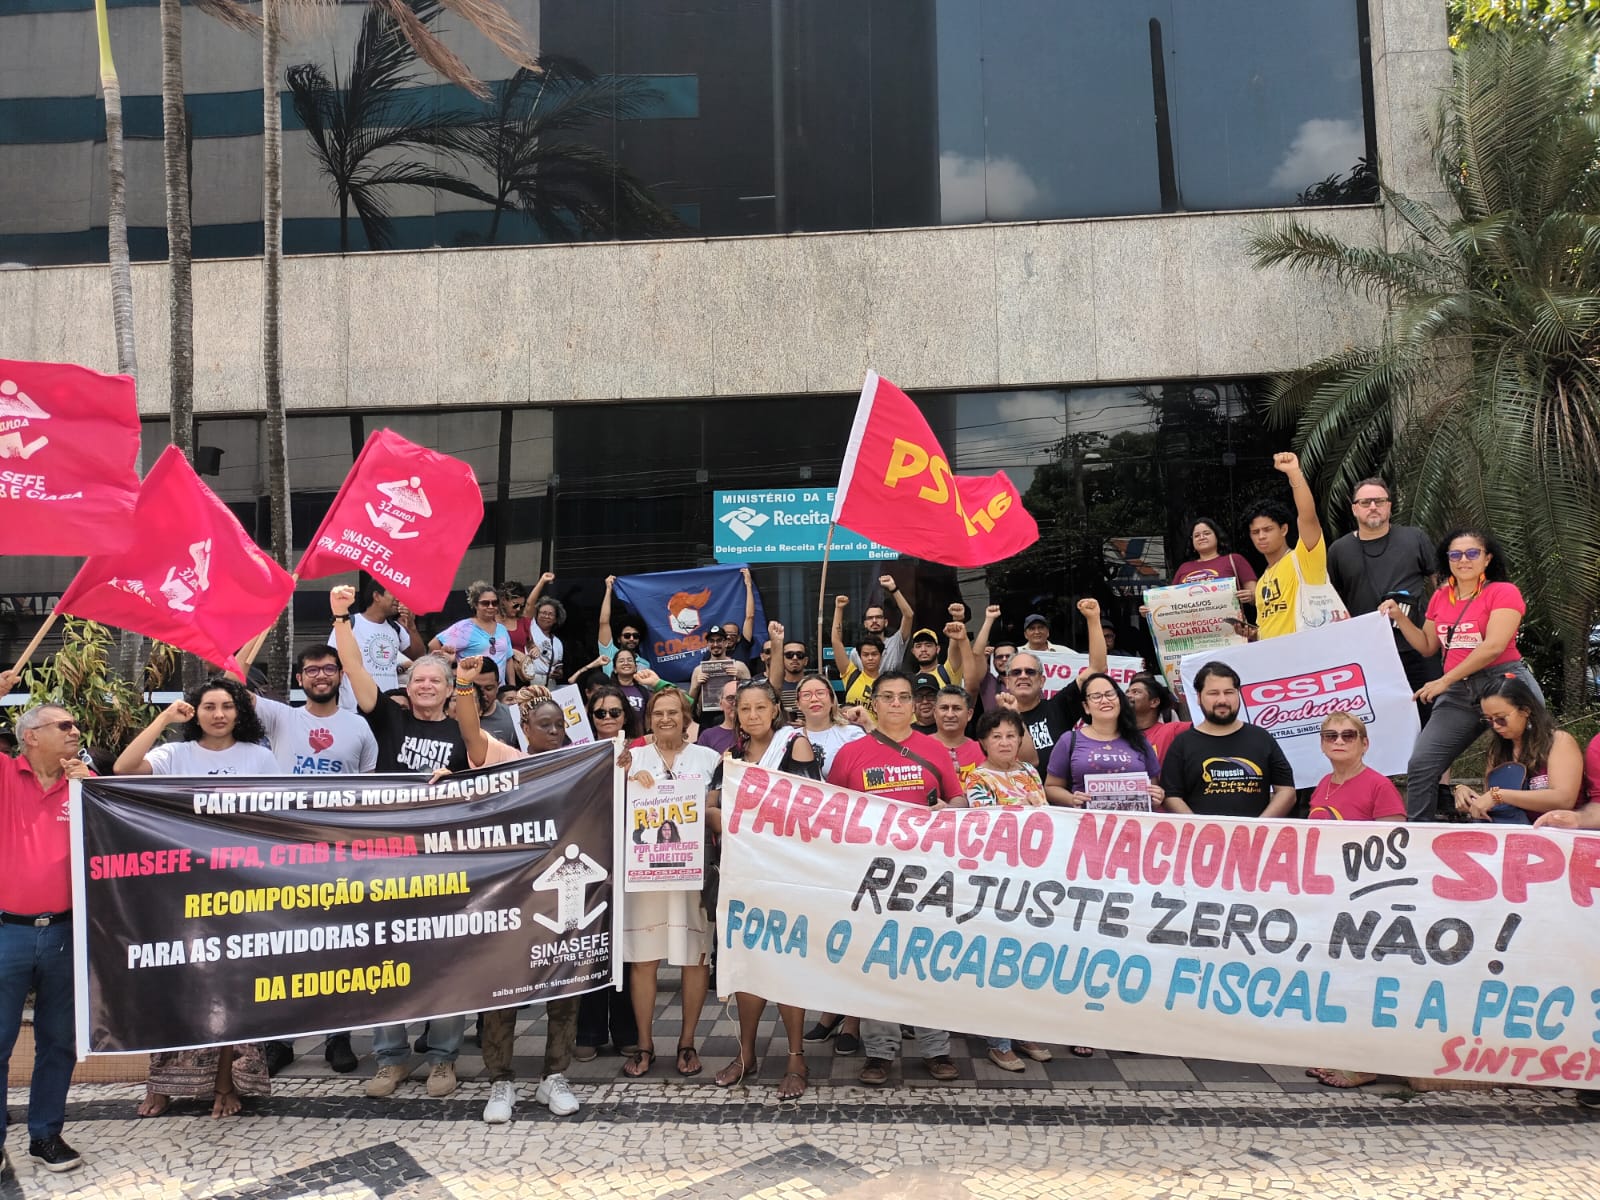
xmin=1005 ymin=597 xmax=1109 ymax=758
xmin=1162 ymin=661 xmax=1295 ymax=819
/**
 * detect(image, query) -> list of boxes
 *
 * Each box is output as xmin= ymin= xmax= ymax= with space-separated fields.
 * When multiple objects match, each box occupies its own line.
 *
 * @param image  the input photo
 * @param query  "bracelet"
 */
xmin=454 ymin=680 xmax=475 ymax=693
xmin=1489 ymin=786 xmax=1502 ymax=804
xmin=332 ymin=613 xmax=352 ymax=623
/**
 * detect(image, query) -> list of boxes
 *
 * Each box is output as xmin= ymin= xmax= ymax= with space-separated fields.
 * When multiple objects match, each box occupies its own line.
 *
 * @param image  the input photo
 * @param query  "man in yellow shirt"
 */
xmin=1244 ymin=451 xmax=1328 ymax=640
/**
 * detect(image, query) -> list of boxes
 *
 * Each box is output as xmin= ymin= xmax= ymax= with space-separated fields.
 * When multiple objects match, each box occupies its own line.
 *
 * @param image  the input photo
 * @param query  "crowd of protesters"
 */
xmin=4 ymin=449 xmax=1600 ymax=1172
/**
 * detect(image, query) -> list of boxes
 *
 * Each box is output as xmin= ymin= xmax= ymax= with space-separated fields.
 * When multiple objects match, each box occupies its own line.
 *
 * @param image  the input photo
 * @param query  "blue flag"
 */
xmin=612 ymin=566 xmax=765 ymax=684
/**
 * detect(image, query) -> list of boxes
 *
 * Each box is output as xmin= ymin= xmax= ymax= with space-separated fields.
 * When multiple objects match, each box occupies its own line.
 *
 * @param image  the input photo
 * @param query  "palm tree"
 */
xmin=287 ymin=0 xmax=502 ymax=252
xmin=94 ymin=0 xmax=135 ymax=379
xmin=1247 ymin=24 xmax=1600 ymax=710
xmin=450 ymin=59 xmax=685 ymax=244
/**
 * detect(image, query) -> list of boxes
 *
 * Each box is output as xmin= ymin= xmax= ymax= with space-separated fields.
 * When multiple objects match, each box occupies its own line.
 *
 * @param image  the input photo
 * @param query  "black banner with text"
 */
xmin=72 ymin=742 xmax=620 ymax=1054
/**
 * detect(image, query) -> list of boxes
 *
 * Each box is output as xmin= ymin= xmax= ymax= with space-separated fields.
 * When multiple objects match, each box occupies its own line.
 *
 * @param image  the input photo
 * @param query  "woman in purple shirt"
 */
xmin=1043 ymin=672 xmax=1163 ymax=808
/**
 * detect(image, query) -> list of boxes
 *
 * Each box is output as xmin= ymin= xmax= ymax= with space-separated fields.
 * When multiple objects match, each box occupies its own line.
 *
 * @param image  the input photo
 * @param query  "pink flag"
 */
xmin=56 ymin=446 xmax=295 ymax=679
xmin=0 ymin=358 xmax=141 ymax=556
xmin=295 ymin=428 xmax=485 ymax=612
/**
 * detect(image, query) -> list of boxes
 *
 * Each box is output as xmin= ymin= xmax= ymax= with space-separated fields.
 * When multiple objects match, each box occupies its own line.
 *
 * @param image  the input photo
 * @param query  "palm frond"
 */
xmin=192 ymin=0 xmax=261 ymax=32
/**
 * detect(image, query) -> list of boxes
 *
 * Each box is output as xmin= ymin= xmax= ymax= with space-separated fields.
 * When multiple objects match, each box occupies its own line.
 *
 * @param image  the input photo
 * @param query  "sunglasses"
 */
xmin=1006 ymin=668 xmax=1040 ymax=678
xmin=1487 ymin=713 xmax=1519 ymax=728
xmin=1446 ymin=548 xmax=1484 ymax=562
xmin=1321 ymin=729 xmax=1362 ymax=743
xmin=43 ymin=719 xmax=79 ymax=733
xmin=1353 ymin=497 xmax=1390 ymax=508
xmin=477 ymin=599 xmax=500 ymax=607
xmin=591 ymin=707 xmax=625 ymax=719
xmin=782 ymin=650 xmax=808 ymax=659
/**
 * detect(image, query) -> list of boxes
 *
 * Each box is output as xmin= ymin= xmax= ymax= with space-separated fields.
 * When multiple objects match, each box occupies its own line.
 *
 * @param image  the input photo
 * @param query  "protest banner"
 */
xmin=0 ymin=358 xmax=141 ymax=557
xmin=71 ymin=745 xmax=622 ymax=1054
xmin=612 ymin=565 xmax=767 ymax=684
xmin=1035 ymin=651 xmax=1145 ymax=696
xmin=56 ymin=446 xmax=295 ymax=680
xmin=832 ymin=371 xmax=1038 ymax=568
xmin=295 ymin=428 xmax=485 ymax=613
xmin=626 ymin=776 xmax=705 ymax=892
xmin=551 ymin=684 xmax=594 ymax=745
xmin=716 ymin=759 xmax=1600 ymax=1088
xmin=1143 ymin=580 xmax=1246 ymax=697
xmin=1177 ymin=613 xmax=1419 ymax=786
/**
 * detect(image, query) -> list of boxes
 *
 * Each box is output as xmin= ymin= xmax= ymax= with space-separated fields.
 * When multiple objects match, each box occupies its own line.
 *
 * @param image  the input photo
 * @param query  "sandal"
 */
xmin=676 ymin=1044 xmax=702 ymax=1077
xmin=714 ymin=1056 xmax=758 ymax=1087
xmin=622 ymin=1048 xmax=655 ymax=1077
xmin=211 ymin=1087 xmax=243 ymax=1119
xmin=776 ymin=1051 xmax=808 ymax=1101
xmin=136 ymin=1089 xmax=172 ymax=1118
xmin=1070 ymin=1045 xmax=1096 ymax=1058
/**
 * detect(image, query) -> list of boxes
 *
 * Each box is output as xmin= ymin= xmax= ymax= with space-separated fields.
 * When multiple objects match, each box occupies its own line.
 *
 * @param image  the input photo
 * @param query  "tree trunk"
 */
xmin=262 ymin=0 xmax=294 ymax=694
xmin=1561 ymin=617 xmax=1592 ymax=717
xmin=159 ymin=0 xmax=193 ymax=460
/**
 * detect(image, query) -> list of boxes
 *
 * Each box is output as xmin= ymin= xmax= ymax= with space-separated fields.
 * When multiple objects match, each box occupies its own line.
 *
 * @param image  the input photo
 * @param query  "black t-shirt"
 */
xmin=1160 ymin=724 xmax=1294 ymax=818
xmin=1327 ymin=526 xmax=1435 ymax=631
xmin=366 ymin=702 xmax=470 ymax=774
xmin=1016 ymin=682 xmax=1085 ymax=757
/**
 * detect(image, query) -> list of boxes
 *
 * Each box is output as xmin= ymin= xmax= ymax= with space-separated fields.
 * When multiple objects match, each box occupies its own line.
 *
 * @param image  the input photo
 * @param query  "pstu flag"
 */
xmin=56 ymin=446 xmax=295 ymax=679
xmin=832 ymin=371 xmax=1037 ymax=568
xmin=295 ymin=428 xmax=485 ymax=612
xmin=612 ymin=566 xmax=767 ymax=683
xmin=0 ymin=357 xmax=141 ymax=556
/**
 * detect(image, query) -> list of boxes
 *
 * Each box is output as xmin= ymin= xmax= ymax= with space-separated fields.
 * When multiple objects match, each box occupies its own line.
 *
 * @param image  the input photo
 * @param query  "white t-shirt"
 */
xmin=804 ymin=723 xmax=867 ymax=775
xmin=146 ymin=741 xmax=281 ymax=776
xmin=850 ymin=629 xmax=906 ymax=673
xmin=333 ymin=614 xmax=406 ymax=708
xmin=254 ymin=695 xmax=379 ymax=776
xmin=522 ymin=628 xmax=564 ymax=686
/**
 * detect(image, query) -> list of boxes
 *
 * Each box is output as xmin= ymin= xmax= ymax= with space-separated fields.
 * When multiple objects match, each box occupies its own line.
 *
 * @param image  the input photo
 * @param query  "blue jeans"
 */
xmin=371 ymin=1017 xmax=464 ymax=1067
xmin=0 ymin=919 xmax=76 ymax=1141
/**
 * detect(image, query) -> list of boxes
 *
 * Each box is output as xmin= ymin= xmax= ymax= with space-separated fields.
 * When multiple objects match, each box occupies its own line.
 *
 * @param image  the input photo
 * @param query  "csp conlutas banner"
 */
xmin=1177 ymin=612 xmax=1420 ymax=786
xmin=70 ymin=744 xmax=623 ymax=1055
xmin=716 ymin=759 xmax=1600 ymax=1088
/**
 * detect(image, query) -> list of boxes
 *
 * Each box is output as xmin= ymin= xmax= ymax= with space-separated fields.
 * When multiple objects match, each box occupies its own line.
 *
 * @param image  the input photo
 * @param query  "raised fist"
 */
xmin=1273 ymin=451 xmax=1301 ymax=475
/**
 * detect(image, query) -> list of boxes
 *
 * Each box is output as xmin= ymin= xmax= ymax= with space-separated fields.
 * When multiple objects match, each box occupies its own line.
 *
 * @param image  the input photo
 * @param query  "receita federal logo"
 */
xmin=719 ymin=505 xmax=770 ymax=542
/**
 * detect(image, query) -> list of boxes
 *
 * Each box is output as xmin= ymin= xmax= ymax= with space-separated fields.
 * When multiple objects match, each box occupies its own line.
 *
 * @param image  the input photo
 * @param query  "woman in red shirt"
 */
xmin=1379 ymin=528 xmax=1544 ymax=821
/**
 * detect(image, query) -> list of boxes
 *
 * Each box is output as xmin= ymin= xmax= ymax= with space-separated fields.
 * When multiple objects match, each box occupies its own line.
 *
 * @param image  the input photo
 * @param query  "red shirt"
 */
xmin=826 ymin=730 xmax=963 ymax=806
xmin=936 ymin=738 xmax=986 ymax=787
xmin=1143 ymin=720 xmax=1191 ymax=765
xmin=1425 ymin=581 xmax=1524 ymax=674
xmin=1308 ymin=766 xmax=1405 ymax=822
xmin=0 ymin=755 xmax=81 ymax=913
xmin=1172 ymin=554 xmax=1257 ymax=589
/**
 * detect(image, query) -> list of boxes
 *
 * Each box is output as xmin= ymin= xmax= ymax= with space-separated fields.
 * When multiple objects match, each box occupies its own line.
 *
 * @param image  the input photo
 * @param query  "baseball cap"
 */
xmin=911 ymin=627 xmax=940 ymax=644
xmin=1023 ymin=612 xmax=1049 ymax=628
xmin=705 ymin=626 xmax=728 ymax=639
xmin=912 ymin=672 xmax=941 ymax=693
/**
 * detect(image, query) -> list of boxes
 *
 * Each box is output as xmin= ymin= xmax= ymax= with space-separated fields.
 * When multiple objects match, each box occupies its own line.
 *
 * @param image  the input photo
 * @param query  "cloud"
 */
xmin=1268 ymin=117 xmax=1367 ymax=192
xmin=940 ymin=152 xmax=1046 ymax=223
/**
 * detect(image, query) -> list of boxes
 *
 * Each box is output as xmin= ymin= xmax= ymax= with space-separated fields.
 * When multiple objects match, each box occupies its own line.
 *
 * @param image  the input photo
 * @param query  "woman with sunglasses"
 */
xmin=1303 ymin=711 xmax=1404 ymax=1089
xmin=586 ymin=684 xmax=640 ymax=742
xmin=712 ymin=680 xmax=820 ymax=1100
xmin=1379 ymin=528 xmax=1544 ymax=820
xmin=431 ymin=581 xmax=513 ymax=683
xmin=497 ymin=581 xmax=529 ymax=651
xmin=1451 ymin=676 xmax=1581 ymax=822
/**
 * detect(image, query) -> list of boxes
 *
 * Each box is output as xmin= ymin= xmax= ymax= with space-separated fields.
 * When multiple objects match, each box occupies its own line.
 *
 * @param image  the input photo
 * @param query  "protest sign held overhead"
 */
xmin=832 ymin=371 xmax=1038 ymax=568
xmin=716 ymin=758 xmax=1600 ymax=1089
xmin=296 ymin=428 xmax=485 ymax=613
xmin=612 ymin=565 xmax=767 ymax=683
xmin=1143 ymin=579 xmax=1248 ymax=696
xmin=55 ymin=446 xmax=294 ymax=679
xmin=72 ymin=744 xmax=621 ymax=1055
xmin=0 ymin=357 xmax=141 ymax=557
xmin=1177 ymin=613 xmax=1420 ymax=786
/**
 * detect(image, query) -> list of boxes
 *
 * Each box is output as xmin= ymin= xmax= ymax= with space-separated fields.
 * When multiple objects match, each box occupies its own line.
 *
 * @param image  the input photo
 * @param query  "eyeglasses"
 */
xmin=875 ymin=693 xmax=914 ymax=705
xmin=1006 ymin=668 xmax=1040 ymax=678
xmin=591 ymin=707 xmax=625 ymax=719
xmin=1084 ymin=692 xmax=1119 ymax=704
xmin=1321 ymin=729 xmax=1362 ymax=743
xmin=783 ymin=650 xmax=808 ymax=659
xmin=299 ymin=665 xmax=340 ymax=678
xmin=1447 ymin=548 xmax=1484 ymax=562
xmin=1353 ymin=497 xmax=1391 ymax=508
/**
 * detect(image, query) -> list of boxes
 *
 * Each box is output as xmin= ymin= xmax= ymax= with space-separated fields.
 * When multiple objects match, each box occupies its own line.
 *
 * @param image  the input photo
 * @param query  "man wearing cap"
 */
xmin=906 ymin=611 xmax=972 ymax=691
xmin=1021 ymin=612 xmax=1068 ymax=654
xmin=688 ymin=625 xmax=750 ymax=723
xmin=0 ymin=668 xmax=91 ymax=1176
xmin=910 ymin=672 xmax=941 ymax=734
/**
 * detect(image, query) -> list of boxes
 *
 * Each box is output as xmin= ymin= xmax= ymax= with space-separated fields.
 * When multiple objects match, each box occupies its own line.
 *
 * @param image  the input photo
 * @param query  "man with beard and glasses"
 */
xmin=850 ymin=575 xmax=914 ymax=673
xmin=253 ymin=646 xmax=378 ymax=1077
xmin=1160 ymin=662 xmax=1295 ymax=818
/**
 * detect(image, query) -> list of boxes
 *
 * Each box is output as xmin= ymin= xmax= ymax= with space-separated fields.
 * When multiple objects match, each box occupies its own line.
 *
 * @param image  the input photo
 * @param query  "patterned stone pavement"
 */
xmin=6 ymin=985 xmax=1599 ymax=1199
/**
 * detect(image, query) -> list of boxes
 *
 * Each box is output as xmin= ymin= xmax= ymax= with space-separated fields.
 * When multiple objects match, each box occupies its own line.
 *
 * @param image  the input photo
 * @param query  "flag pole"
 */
xmin=10 ymin=608 xmax=61 ymax=676
xmin=815 ymin=524 xmax=836 ymax=673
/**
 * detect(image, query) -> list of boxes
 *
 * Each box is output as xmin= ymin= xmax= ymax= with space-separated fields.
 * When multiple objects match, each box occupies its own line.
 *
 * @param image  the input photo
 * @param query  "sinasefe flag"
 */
xmin=295 ymin=428 xmax=484 ymax=612
xmin=832 ymin=371 xmax=1037 ymax=568
xmin=56 ymin=446 xmax=294 ymax=679
xmin=0 ymin=357 xmax=140 ymax=556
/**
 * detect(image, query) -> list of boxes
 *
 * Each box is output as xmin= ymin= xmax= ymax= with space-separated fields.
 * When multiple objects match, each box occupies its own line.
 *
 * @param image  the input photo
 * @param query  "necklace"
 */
xmin=1358 ymin=532 xmax=1391 ymax=559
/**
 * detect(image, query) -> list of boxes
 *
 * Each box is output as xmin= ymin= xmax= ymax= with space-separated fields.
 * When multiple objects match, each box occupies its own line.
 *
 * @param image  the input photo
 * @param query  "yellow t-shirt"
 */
xmin=1255 ymin=537 xmax=1329 ymax=640
xmin=841 ymin=665 xmax=876 ymax=705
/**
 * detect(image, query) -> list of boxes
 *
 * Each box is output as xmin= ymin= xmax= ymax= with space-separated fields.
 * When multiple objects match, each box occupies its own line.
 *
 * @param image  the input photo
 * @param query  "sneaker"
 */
xmin=264 ymin=1040 xmax=295 ymax=1077
xmin=834 ymin=1031 xmax=862 ymax=1056
xmin=325 ymin=1034 xmax=358 ymax=1074
xmin=482 ymin=1079 xmax=517 ymax=1124
xmin=573 ymin=1044 xmax=599 ymax=1063
xmin=28 ymin=1135 xmax=82 ymax=1173
xmin=803 ymin=1016 xmax=842 ymax=1042
xmin=1016 ymin=1040 xmax=1053 ymax=1062
xmin=1579 ymin=1090 xmax=1600 ymax=1108
xmin=366 ymin=1063 xmax=411 ymax=1098
xmin=988 ymin=1047 xmax=1025 ymax=1072
xmin=535 ymin=1072 xmax=580 ymax=1116
xmin=426 ymin=1061 xmax=458 ymax=1097
xmin=858 ymin=1057 xmax=891 ymax=1086
xmin=923 ymin=1054 xmax=959 ymax=1082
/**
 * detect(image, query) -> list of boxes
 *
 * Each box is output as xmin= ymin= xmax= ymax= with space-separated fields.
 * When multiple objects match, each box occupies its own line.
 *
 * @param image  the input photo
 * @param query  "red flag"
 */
xmin=832 ymin=371 xmax=1038 ymax=568
xmin=294 ymin=428 xmax=485 ymax=612
xmin=56 ymin=446 xmax=294 ymax=679
xmin=0 ymin=358 xmax=141 ymax=556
